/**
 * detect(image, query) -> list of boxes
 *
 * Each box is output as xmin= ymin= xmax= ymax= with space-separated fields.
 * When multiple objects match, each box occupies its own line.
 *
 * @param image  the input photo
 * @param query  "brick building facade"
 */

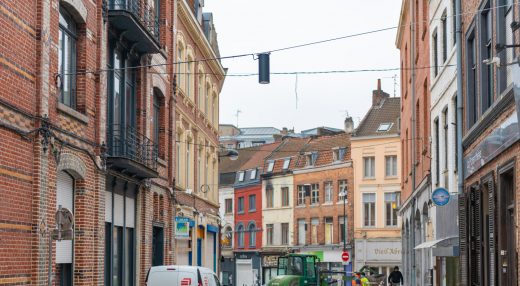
xmin=0 ymin=0 xmax=223 ymax=285
xmin=458 ymin=0 xmax=520 ymax=285
xmin=396 ymin=0 xmax=432 ymax=285
xmin=291 ymin=133 xmax=354 ymax=271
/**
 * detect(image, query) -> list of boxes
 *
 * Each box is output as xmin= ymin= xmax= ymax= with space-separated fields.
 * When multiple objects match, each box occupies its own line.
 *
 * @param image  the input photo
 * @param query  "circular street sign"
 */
xmin=341 ymin=251 xmax=350 ymax=262
xmin=432 ymin=188 xmax=450 ymax=206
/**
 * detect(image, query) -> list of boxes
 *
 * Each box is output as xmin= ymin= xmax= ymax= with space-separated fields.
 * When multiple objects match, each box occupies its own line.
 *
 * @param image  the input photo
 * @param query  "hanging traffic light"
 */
xmin=258 ymin=53 xmax=270 ymax=84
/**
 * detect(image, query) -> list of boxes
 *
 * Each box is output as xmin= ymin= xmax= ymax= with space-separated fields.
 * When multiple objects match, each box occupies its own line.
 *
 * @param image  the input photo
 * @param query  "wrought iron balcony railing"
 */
xmin=107 ymin=124 xmax=158 ymax=176
xmin=108 ymin=0 xmax=161 ymax=53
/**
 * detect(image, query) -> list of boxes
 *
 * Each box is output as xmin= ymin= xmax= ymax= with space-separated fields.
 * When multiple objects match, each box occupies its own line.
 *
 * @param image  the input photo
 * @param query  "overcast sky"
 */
xmin=204 ymin=0 xmax=402 ymax=132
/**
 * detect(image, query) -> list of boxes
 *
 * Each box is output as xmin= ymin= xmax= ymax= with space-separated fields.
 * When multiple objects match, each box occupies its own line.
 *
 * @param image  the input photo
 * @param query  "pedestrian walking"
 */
xmin=388 ymin=266 xmax=403 ymax=286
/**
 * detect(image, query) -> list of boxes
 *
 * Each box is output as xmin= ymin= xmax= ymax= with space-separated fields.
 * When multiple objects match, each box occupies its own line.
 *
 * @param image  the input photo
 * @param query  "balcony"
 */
xmin=107 ymin=0 xmax=161 ymax=54
xmin=107 ymin=124 xmax=158 ymax=179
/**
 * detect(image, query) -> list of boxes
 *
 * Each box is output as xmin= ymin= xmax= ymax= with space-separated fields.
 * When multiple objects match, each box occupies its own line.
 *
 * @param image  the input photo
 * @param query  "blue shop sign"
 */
xmin=432 ymin=188 xmax=450 ymax=206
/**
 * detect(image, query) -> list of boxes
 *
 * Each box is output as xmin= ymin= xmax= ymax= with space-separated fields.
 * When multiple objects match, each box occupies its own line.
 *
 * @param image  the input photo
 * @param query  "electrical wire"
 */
xmin=54 ymin=2 xmax=516 ymax=77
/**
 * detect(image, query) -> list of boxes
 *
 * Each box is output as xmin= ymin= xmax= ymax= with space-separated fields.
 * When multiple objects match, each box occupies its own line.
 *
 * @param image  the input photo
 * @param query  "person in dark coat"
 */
xmin=388 ymin=266 xmax=404 ymax=285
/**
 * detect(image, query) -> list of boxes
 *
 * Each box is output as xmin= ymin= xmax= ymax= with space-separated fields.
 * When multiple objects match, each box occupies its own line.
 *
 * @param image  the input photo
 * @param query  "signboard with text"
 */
xmin=175 ymin=217 xmax=190 ymax=239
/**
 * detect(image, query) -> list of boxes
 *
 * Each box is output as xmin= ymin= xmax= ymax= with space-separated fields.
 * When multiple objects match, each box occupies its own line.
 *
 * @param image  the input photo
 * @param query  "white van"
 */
xmin=146 ymin=265 xmax=221 ymax=286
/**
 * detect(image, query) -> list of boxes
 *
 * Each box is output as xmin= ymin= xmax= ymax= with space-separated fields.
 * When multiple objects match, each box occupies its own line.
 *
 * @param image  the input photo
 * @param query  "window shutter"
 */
xmin=459 ymin=193 xmax=468 ymax=285
xmin=488 ymin=179 xmax=496 ymax=286
xmin=469 ymin=187 xmax=482 ymax=285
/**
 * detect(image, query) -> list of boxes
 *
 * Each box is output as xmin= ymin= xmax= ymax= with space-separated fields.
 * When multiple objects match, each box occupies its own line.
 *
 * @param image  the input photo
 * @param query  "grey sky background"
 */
xmin=205 ymin=0 xmax=402 ymax=132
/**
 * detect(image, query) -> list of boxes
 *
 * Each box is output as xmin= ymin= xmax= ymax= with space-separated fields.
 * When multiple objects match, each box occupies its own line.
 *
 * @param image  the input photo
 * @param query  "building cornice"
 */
xmin=395 ymin=0 xmax=409 ymax=47
xmin=178 ymin=0 xmax=225 ymax=82
xmin=351 ymin=134 xmax=400 ymax=141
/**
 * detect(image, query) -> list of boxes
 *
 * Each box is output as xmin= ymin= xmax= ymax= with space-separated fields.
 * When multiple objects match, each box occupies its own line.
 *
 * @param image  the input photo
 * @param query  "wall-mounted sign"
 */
xmin=464 ymin=111 xmax=519 ymax=178
xmin=432 ymin=188 xmax=450 ymax=206
xmin=175 ymin=217 xmax=190 ymax=239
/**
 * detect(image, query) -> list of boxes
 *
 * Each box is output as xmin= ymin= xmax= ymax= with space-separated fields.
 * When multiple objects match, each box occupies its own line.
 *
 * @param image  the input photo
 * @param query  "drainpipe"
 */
xmin=410 ymin=0 xmax=417 ymax=283
xmin=455 ymin=0 xmax=466 ymax=285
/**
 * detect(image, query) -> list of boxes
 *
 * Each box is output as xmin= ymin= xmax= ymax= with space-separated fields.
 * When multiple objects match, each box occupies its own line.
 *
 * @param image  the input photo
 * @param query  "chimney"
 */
xmin=281 ymin=127 xmax=288 ymax=135
xmin=372 ymin=79 xmax=389 ymax=107
xmin=344 ymin=117 xmax=354 ymax=134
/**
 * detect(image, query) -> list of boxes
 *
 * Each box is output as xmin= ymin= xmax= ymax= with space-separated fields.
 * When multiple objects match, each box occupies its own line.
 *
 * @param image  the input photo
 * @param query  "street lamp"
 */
xmin=219 ymin=148 xmax=239 ymax=161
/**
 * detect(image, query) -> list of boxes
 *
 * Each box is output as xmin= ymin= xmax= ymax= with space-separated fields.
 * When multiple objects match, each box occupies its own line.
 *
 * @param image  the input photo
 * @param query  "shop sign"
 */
xmin=464 ymin=111 xmax=519 ymax=178
xmin=354 ymin=240 xmax=401 ymax=262
xmin=513 ymin=65 xmax=520 ymax=125
xmin=263 ymin=256 xmax=279 ymax=267
xmin=432 ymin=188 xmax=450 ymax=206
xmin=175 ymin=217 xmax=190 ymax=239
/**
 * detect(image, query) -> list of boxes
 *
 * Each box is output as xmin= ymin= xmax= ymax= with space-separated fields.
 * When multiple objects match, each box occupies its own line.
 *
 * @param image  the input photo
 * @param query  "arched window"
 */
xmin=198 ymin=74 xmax=204 ymax=110
xmin=212 ymin=93 xmax=217 ymax=125
xmin=223 ymin=226 xmax=233 ymax=248
xmin=205 ymin=83 xmax=210 ymax=116
xmin=177 ymin=44 xmax=184 ymax=90
xmin=237 ymin=224 xmax=244 ymax=248
xmin=59 ymin=7 xmax=77 ymax=109
xmin=186 ymin=55 xmax=193 ymax=99
xmin=248 ymin=222 xmax=256 ymax=247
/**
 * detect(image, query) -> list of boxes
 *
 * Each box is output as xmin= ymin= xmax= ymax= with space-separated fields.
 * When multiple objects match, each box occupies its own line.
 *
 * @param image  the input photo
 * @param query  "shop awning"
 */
xmin=414 ymin=236 xmax=458 ymax=250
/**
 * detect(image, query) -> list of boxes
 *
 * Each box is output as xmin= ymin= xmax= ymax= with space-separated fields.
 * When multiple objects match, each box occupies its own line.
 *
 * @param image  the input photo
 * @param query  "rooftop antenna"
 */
xmin=235 ymin=109 xmax=242 ymax=127
xmin=393 ymin=74 xmax=397 ymax=97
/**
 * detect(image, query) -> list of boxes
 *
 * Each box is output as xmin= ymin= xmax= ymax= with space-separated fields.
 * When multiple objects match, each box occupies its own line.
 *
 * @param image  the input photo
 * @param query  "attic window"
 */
xmin=282 ymin=158 xmax=291 ymax=170
xmin=305 ymin=152 xmax=318 ymax=167
xmin=333 ymin=147 xmax=347 ymax=162
xmin=250 ymin=169 xmax=257 ymax=179
xmin=377 ymin=123 xmax=393 ymax=132
xmin=267 ymin=160 xmax=275 ymax=172
xmin=238 ymin=171 xmax=245 ymax=182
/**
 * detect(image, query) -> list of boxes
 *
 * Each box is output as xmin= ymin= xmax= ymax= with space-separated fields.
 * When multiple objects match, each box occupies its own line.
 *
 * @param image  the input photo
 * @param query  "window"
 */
xmin=466 ymin=30 xmax=478 ymax=128
xmin=205 ymin=84 xmax=210 ymax=115
xmin=363 ymin=193 xmax=376 ymax=227
xmin=266 ymin=186 xmax=274 ymax=208
xmin=363 ymin=157 xmax=375 ymax=178
xmin=153 ymin=93 xmax=162 ymax=155
xmin=452 ymin=96 xmax=458 ymax=172
xmin=338 ymin=180 xmax=347 ymax=201
xmin=186 ymin=140 xmax=191 ymax=189
xmin=377 ymin=123 xmax=393 ymax=132
xmin=238 ymin=171 xmax=245 ymax=182
xmin=267 ymin=160 xmax=274 ymax=172
xmin=58 ymin=8 xmax=77 ymax=109
xmin=248 ymin=223 xmax=256 ymax=247
xmin=433 ymin=30 xmax=439 ymax=76
xmin=186 ymin=58 xmax=192 ymax=98
xmin=311 ymin=218 xmax=319 ymax=244
xmin=385 ymin=193 xmax=399 ymax=226
xmin=325 ymin=217 xmax=333 ymax=244
xmin=324 ymin=182 xmax=333 ymax=203
xmin=441 ymin=12 xmax=448 ymax=63
xmin=281 ymin=223 xmax=289 ymax=245
xmin=306 ymin=152 xmax=318 ymax=167
xmin=281 ymin=187 xmax=289 ymax=207
xmin=237 ymin=197 xmax=244 ymax=213
xmin=452 ymin=0 xmax=456 ymax=46
xmin=282 ymin=158 xmax=291 ymax=170
xmin=497 ymin=0 xmax=514 ymax=94
xmin=222 ymin=226 xmax=233 ymax=249
xmin=266 ymin=224 xmax=274 ymax=245
xmin=339 ymin=216 xmax=347 ymax=243
xmin=310 ymin=184 xmax=319 ymax=205
xmin=385 ymin=156 xmax=398 ymax=177
xmin=177 ymin=45 xmax=184 ymax=88
xmin=443 ymin=108 xmax=449 ymax=173
xmin=250 ymin=169 xmax=257 ymax=180
xmin=434 ymin=118 xmax=440 ymax=185
xmin=333 ymin=148 xmax=347 ymax=161
xmin=298 ymin=219 xmax=306 ymax=245
xmin=225 ymin=199 xmax=232 ymax=214
xmin=237 ymin=224 xmax=244 ymax=248
xmin=297 ymin=185 xmax=306 ymax=206
xmin=248 ymin=195 xmax=256 ymax=212
xmin=198 ymin=74 xmax=204 ymax=109
xmin=176 ymin=134 xmax=181 ymax=186
xmin=480 ymin=4 xmax=494 ymax=113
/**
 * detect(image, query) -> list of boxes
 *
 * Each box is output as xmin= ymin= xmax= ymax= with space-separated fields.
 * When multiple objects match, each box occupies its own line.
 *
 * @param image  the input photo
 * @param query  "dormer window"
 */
xmin=267 ymin=160 xmax=274 ymax=172
xmin=238 ymin=171 xmax=245 ymax=182
xmin=282 ymin=158 xmax=291 ymax=170
xmin=333 ymin=147 xmax=347 ymax=162
xmin=250 ymin=169 xmax=257 ymax=179
xmin=377 ymin=123 xmax=393 ymax=132
xmin=305 ymin=152 xmax=318 ymax=167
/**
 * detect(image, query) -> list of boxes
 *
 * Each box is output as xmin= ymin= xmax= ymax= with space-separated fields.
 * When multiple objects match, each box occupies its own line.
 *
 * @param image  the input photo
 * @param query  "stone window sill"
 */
xmin=58 ymin=103 xmax=89 ymax=124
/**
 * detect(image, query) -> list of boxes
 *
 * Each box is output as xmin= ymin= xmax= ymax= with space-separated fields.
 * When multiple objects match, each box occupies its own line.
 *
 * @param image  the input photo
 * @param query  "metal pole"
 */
xmin=48 ymin=232 xmax=53 ymax=286
xmin=343 ymin=194 xmax=346 ymax=251
xmin=410 ymin=0 xmax=417 ymax=281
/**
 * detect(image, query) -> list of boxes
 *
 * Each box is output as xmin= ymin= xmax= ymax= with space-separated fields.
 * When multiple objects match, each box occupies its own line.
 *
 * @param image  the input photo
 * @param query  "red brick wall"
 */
xmin=234 ymin=184 xmax=263 ymax=250
xmin=398 ymin=0 xmax=431 ymax=203
xmin=293 ymin=167 xmax=354 ymax=246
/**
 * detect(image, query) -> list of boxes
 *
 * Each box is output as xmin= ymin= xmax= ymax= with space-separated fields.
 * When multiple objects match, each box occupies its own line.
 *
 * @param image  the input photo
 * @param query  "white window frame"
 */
xmin=363 ymin=156 xmax=375 ymax=178
xmin=362 ymin=193 xmax=376 ymax=227
xmin=238 ymin=171 xmax=245 ymax=182
xmin=324 ymin=181 xmax=333 ymax=203
xmin=297 ymin=185 xmax=306 ymax=206
xmin=250 ymin=169 xmax=257 ymax=180
xmin=267 ymin=160 xmax=275 ymax=172
xmin=282 ymin=158 xmax=291 ymax=170
xmin=310 ymin=184 xmax=319 ymax=205
xmin=385 ymin=155 xmax=398 ymax=177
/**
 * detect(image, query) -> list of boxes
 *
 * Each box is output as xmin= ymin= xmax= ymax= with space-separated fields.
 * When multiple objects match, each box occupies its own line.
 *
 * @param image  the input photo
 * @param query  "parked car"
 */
xmin=146 ymin=265 xmax=220 ymax=286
